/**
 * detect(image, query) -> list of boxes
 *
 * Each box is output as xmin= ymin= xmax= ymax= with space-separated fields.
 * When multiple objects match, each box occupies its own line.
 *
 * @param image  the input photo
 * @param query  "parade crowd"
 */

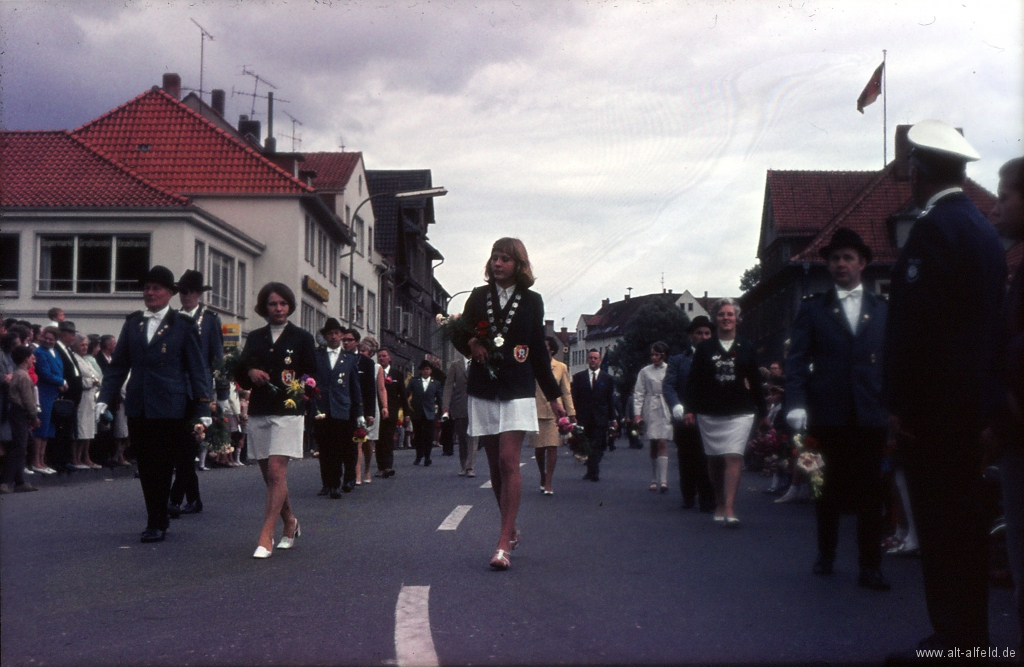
xmin=0 ymin=120 xmax=1022 ymax=662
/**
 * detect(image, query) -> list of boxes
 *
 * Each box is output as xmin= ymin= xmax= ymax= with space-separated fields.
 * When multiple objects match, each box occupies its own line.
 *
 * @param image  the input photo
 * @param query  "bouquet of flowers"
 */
xmin=748 ymin=428 xmax=788 ymax=473
xmin=566 ymin=423 xmax=588 ymax=461
xmin=353 ymin=426 xmax=368 ymax=444
xmin=435 ymin=313 xmax=503 ymax=379
xmin=629 ymin=419 xmax=646 ymax=439
xmin=204 ymin=409 xmax=233 ymax=455
xmin=793 ymin=433 xmax=825 ymax=498
xmin=284 ymin=374 xmax=322 ymax=416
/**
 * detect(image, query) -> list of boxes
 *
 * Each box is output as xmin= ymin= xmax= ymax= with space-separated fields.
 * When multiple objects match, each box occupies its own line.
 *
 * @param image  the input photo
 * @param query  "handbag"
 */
xmin=50 ymin=398 xmax=76 ymax=421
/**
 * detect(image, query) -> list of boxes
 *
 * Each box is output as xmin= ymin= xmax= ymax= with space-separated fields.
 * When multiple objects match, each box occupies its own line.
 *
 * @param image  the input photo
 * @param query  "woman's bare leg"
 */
xmin=256 ymin=456 xmax=295 ymax=550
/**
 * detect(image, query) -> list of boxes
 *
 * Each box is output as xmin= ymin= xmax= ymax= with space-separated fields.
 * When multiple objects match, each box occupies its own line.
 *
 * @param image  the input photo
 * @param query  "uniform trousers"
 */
xmin=128 ymin=418 xmax=189 ymax=531
xmin=903 ymin=427 xmax=989 ymax=647
xmin=673 ymin=423 xmax=713 ymax=509
xmin=584 ymin=428 xmax=608 ymax=479
xmin=376 ymin=418 xmax=397 ymax=472
xmin=453 ymin=417 xmax=478 ymax=472
xmin=168 ymin=438 xmax=201 ymax=505
xmin=3 ymin=404 xmax=31 ymax=487
xmin=315 ymin=418 xmax=357 ymax=489
xmin=812 ymin=426 xmax=885 ymax=569
xmin=413 ymin=417 xmax=434 ymax=463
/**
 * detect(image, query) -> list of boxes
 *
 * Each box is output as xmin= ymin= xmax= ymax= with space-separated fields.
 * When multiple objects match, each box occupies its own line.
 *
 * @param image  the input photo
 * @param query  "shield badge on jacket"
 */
xmin=281 ymin=370 xmax=296 ymax=385
xmin=514 ymin=345 xmax=529 ymax=363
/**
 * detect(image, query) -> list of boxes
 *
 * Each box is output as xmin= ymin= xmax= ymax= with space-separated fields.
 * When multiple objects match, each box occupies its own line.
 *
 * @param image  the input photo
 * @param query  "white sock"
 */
xmin=657 ymin=456 xmax=669 ymax=485
xmin=199 ymin=447 xmax=208 ymax=468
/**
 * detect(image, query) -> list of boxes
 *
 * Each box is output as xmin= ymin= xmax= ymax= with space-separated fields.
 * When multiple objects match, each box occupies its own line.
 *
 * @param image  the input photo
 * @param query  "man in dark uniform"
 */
xmin=407 ymin=360 xmax=442 ymax=466
xmin=664 ymin=316 xmax=715 ymax=511
xmin=785 ymin=228 xmax=890 ymax=591
xmin=97 ymin=266 xmax=211 ymax=543
xmin=375 ymin=348 xmax=406 ymax=478
xmin=884 ymin=120 xmax=1007 ymax=653
xmin=168 ymin=270 xmax=225 ymax=516
xmin=344 ymin=329 xmax=378 ymax=481
xmin=571 ymin=349 xmax=618 ymax=482
xmin=314 ymin=319 xmax=363 ymax=497
xmin=53 ymin=321 xmax=84 ymax=470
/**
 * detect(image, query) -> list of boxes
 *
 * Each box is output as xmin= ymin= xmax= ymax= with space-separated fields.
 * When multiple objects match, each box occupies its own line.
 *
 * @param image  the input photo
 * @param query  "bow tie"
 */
xmin=143 ymin=311 xmax=163 ymax=319
xmin=837 ymin=289 xmax=861 ymax=301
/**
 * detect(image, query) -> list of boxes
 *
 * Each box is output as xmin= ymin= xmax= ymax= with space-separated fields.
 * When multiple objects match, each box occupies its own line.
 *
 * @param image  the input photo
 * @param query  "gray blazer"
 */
xmin=442 ymin=359 xmax=470 ymax=420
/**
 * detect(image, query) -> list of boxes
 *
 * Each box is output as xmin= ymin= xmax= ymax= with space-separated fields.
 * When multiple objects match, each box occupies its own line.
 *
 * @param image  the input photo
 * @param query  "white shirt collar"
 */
xmin=923 ymin=187 xmax=963 ymax=213
xmin=146 ymin=305 xmax=170 ymax=320
xmin=497 ymin=284 xmax=516 ymax=308
xmin=836 ymin=284 xmax=863 ymax=299
xmin=183 ymin=305 xmax=201 ymax=319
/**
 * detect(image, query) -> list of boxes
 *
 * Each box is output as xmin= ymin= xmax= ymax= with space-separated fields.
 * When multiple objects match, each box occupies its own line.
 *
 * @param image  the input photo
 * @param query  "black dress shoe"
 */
xmin=329 ymin=487 xmax=342 ymax=499
xmin=385 ymin=469 xmax=396 ymax=478
xmin=140 ymin=528 xmax=166 ymax=543
xmin=423 ymin=458 xmax=432 ymax=467
xmin=318 ymin=486 xmax=330 ymax=496
xmin=812 ymin=555 xmax=834 ymax=575
xmin=180 ymin=499 xmax=203 ymax=514
xmin=341 ymin=482 xmax=355 ymax=493
xmin=167 ymin=503 xmax=181 ymax=519
xmin=858 ymin=567 xmax=891 ymax=591
xmin=413 ymin=458 xmax=422 ymax=465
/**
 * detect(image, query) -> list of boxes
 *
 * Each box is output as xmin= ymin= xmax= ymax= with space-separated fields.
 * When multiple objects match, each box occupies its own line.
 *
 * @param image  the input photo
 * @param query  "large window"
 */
xmin=38 ymin=234 xmax=149 ymax=293
xmin=1 ymin=234 xmax=19 ymax=292
xmin=367 ymin=291 xmax=377 ymax=333
xmin=300 ymin=300 xmax=326 ymax=336
xmin=209 ymin=249 xmax=235 ymax=312
xmin=195 ymin=240 xmax=206 ymax=272
xmin=353 ymin=282 xmax=365 ymax=327
xmin=329 ymin=239 xmax=338 ymax=286
xmin=237 ymin=262 xmax=247 ymax=316
xmin=339 ymin=275 xmax=349 ymax=322
xmin=367 ymin=226 xmax=373 ymax=260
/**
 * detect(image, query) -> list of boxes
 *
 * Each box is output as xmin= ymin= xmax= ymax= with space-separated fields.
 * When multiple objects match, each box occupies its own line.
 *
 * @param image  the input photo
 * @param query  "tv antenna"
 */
xmin=283 ymin=111 xmax=303 ymax=151
xmin=190 ymin=19 xmax=214 ymax=103
xmin=338 ymin=136 xmax=346 ymax=152
xmin=236 ymin=67 xmax=289 ymax=116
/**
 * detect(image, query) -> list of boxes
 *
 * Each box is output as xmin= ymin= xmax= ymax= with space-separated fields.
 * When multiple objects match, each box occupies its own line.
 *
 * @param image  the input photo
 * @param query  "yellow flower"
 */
xmin=288 ymin=380 xmax=302 ymax=392
xmin=284 ymin=399 xmax=297 ymax=409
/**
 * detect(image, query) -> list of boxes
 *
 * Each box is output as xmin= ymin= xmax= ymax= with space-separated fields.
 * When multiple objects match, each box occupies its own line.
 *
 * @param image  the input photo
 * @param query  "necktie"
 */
xmin=591 ymin=371 xmax=596 ymax=388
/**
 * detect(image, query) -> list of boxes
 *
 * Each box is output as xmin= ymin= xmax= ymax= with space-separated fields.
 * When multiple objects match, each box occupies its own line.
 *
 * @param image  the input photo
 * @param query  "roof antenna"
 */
xmin=283 ymin=111 xmax=303 ymax=152
xmin=190 ymin=19 xmax=214 ymax=103
xmin=338 ymin=136 xmax=346 ymax=152
xmin=237 ymin=67 xmax=288 ymax=117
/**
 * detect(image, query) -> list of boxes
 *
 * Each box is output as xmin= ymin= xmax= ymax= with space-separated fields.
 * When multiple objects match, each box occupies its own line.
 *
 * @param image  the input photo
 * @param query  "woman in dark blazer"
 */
xmin=235 ymin=283 xmax=317 ymax=558
xmin=455 ymin=238 xmax=565 ymax=570
xmin=684 ymin=298 xmax=766 ymax=527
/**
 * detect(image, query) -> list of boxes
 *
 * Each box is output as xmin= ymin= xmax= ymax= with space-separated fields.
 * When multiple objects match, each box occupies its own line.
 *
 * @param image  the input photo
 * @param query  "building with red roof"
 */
xmin=740 ymin=124 xmax=1011 ymax=363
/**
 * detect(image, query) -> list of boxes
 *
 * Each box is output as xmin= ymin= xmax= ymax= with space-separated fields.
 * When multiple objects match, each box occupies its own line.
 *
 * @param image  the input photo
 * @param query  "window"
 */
xmin=38 ymin=234 xmax=149 ymax=293
xmin=194 ymin=240 xmax=206 ymax=272
xmin=367 ymin=226 xmax=373 ymax=260
xmin=358 ymin=174 xmax=363 ymax=197
xmin=1 ymin=234 xmax=19 ymax=292
xmin=317 ymin=228 xmax=327 ymax=276
xmin=209 ymin=249 xmax=235 ymax=312
xmin=237 ymin=262 xmax=247 ymax=316
xmin=354 ymin=216 xmax=365 ymax=256
xmin=304 ymin=216 xmax=315 ymax=264
xmin=339 ymin=275 xmax=349 ymax=322
xmin=329 ymin=239 xmax=338 ymax=286
xmin=353 ymin=282 xmax=365 ymax=327
xmin=367 ymin=291 xmax=377 ymax=333
xmin=301 ymin=300 xmax=317 ymax=333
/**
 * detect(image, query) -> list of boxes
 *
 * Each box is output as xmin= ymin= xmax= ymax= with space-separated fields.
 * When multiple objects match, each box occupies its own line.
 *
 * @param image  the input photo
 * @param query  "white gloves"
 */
xmin=671 ymin=404 xmax=686 ymax=422
xmin=217 ymin=400 xmax=231 ymax=414
xmin=95 ymin=402 xmax=108 ymax=422
xmin=786 ymin=409 xmax=807 ymax=431
xmin=200 ymin=417 xmax=212 ymax=427
xmin=356 ymin=416 xmax=367 ymax=428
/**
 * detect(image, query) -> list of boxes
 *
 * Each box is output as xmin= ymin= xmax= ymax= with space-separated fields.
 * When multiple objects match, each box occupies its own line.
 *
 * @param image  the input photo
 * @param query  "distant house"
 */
xmin=740 ymin=124 xmax=1007 ymax=364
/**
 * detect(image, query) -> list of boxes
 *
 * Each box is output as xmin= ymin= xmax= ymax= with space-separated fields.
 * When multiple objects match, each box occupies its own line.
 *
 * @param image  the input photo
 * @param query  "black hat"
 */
xmin=57 ymin=321 xmax=77 ymax=334
xmin=140 ymin=265 xmax=178 ymax=293
xmin=418 ymin=359 xmax=433 ymax=370
xmin=175 ymin=269 xmax=212 ymax=293
xmin=819 ymin=227 xmax=872 ymax=264
xmin=319 ymin=318 xmax=344 ymax=335
xmin=686 ymin=315 xmax=712 ymax=333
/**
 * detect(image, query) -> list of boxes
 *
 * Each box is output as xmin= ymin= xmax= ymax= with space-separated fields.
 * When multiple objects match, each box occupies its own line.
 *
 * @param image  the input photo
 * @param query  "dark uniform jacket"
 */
xmin=314 ymin=347 xmax=362 ymax=421
xmin=99 ymin=309 xmax=211 ymax=421
xmin=235 ymin=322 xmax=318 ymax=417
xmin=55 ymin=341 xmax=83 ymax=407
xmin=381 ymin=366 xmax=408 ymax=423
xmin=455 ymin=284 xmax=560 ymax=402
xmin=684 ymin=335 xmax=766 ymax=418
xmin=786 ymin=287 xmax=888 ymax=429
xmin=995 ymin=266 xmax=1024 ymax=446
xmin=407 ymin=376 xmax=443 ymax=421
xmin=187 ymin=306 xmax=227 ymax=401
xmin=571 ymin=368 xmax=618 ymax=431
xmin=884 ymin=191 xmax=1007 ymax=435
xmin=354 ymin=354 xmax=377 ymax=420
xmin=663 ymin=346 xmax=694 ymax=410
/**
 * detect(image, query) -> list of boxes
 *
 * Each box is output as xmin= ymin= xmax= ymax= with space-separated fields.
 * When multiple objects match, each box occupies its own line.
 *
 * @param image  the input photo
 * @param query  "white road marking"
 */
xmin=395 ymin=585 xmax=439 ymax=667
xmin=437 ymin=505 xmax=472 ymax=530
xmin=481 ymin=462 xmax=527 ymax=489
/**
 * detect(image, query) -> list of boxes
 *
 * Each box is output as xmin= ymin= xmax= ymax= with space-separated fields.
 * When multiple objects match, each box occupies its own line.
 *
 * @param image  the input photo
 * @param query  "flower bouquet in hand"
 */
xmin=793 ymin=433 xmax=825 ymax=498
xmin=284 ymin=374 xmax=322 ymax=416
xmin=629 ymin=419 xmax=646 ymax=439
xmin=435 ymin=313 xmax=503 ymax=379
xmin=353 ymin=426 xmax=368 ymax=444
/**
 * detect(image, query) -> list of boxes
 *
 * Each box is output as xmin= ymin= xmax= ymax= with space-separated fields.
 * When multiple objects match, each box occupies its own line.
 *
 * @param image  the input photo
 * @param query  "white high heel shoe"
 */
xmin=276 ymin=520 xmax=301 ymax=550
xmin=252 ymin=546 xmax=272 ymax=559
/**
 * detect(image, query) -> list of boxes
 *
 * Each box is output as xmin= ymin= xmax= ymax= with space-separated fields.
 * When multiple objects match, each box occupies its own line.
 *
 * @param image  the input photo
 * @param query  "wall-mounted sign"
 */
xmin=303 ymin=275 xmax=330 ymax=303
xmin=222 ymin=323 xmax=241 ymax=348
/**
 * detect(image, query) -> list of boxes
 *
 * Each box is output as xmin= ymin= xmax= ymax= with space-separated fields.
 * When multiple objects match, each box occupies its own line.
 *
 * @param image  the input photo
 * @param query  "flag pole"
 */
xmin=882 ymin=49 xmax=887 ymax=168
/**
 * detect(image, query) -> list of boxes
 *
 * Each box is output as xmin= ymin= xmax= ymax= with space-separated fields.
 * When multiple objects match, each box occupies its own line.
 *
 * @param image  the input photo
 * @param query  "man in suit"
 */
xmin=375 ymin=348 xmax=405 ymax=478
xmin=884 ymin=120 xmax=1007 ymax=653
xmin=53 ymin=321 xmax=84 ymax=470
xmin=785 ymin=228 xmax=890 ymax=592
xmin=664 ymin=315 xmax=715 ymax=512
xmin=343 ymin=329 xmax=378 ymax=447
xmin=442 ymin=356 xmax=477 ymax=477
xmin=97 ymin=265 xmax=211 ymax=543
xmin=571 ymin=349 xmax=618 ymax=481
xmin=314 ymin=319 xmax=363 ymax=497
xmin=407 ymin=360 xmax=442 ymax=466
xmin=168 ymin=270 xmax=226 ymax=517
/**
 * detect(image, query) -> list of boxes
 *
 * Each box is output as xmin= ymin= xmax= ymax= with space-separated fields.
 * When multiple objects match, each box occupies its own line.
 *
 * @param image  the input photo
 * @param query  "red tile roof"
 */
xmin=302 ymin=152 xmax=363 ymax=191
xmin=1 ymin=131 xmax=188 ymax=208
xmin=73 ymin=88 xmax=312 ymax=195
xmin=765 ymin=170 xmax=879 ymax=236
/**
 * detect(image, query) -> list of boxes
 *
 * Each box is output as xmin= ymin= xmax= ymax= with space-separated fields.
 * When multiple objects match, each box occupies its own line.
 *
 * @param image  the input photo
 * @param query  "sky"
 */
xmin=1 ymin=0 xmax=1021 ymax=329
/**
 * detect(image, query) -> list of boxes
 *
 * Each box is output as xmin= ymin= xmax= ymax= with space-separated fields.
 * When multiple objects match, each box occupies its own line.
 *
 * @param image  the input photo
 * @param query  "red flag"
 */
xmin=857 ymin=62 xmax=884 ymax=113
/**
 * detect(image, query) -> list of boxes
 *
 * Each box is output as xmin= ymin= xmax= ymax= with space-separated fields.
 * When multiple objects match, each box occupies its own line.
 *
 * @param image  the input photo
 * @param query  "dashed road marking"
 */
xmin=395 ymin=585 xmax=439 ymax=667
xmin=480 ymin=462 xmax=527 ymax=489
xmin=437 ymin=505 xmax=472 ymax=530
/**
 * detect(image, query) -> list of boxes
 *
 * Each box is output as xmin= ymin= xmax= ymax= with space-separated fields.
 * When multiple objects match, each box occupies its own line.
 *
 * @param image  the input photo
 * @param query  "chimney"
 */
xmin=601 ymin=298 xmax=610 ymax=308
xmin=265 ymin=92 xmax=275 ymax=152
xmin=238 ymin=115 xmax=262 ymax=145
xmin=211 ymin=89 xmax=225 ymax=116
xmin=162 ymin=73 xmax=181 ymax=100
xmin=893 ymin=124 xmax=912 ymax=181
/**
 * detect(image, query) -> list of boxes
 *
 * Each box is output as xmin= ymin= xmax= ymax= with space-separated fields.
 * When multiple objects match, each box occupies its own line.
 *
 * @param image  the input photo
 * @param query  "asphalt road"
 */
xmin=1 ymin=440 xmax=1017 ymax=666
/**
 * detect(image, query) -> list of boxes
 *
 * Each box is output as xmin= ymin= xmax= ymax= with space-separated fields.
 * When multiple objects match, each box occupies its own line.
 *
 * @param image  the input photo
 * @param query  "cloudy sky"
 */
xmin=2 ymin=0 xmax=1020 ymax=328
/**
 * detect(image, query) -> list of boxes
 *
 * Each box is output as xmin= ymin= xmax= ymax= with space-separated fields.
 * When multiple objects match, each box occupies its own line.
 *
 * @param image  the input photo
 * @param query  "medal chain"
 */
xmin=486 ymin=290 xmax=521 ymax=344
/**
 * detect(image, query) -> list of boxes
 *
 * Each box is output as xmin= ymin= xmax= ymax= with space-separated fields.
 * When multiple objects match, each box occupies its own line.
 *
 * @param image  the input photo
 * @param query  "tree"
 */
xmin=739 ymin=261 xmax=762 ymax=292
xmin=606 ymin=300 xmax=691 ymax=396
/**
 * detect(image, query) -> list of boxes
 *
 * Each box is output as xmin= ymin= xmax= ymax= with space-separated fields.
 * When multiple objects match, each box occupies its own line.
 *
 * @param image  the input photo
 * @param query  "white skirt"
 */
xmin=468 ymin=396 xmax=539 ymax=437
xmin=247 ymin=415 xmax=305 ymax=460
xmin=697 ymin=413 xmax=755 ymax=457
